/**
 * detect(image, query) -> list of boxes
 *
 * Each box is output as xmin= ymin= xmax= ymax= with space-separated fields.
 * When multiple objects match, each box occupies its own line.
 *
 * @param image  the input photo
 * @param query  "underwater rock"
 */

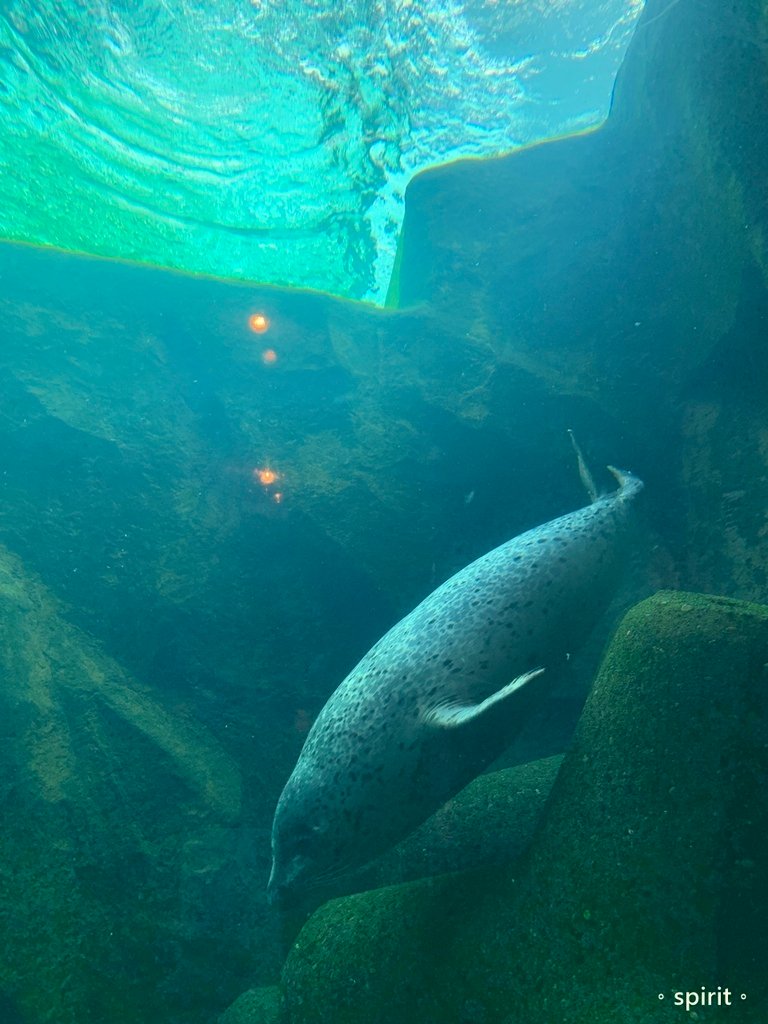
xmin=218 ymin=985 xmax=285 ymax=1024
xmin=0 ymin=544 xmax=251 ymax=1023
xmin=281 ymin=591 xmax=768 ymax=1024
xmin=393 ymin=0 xmax=768 ymax=414
xmin=350 ymin=753 xmax=562 ymax=892
xmin=391 ymin=0 xmax=768 ymax=603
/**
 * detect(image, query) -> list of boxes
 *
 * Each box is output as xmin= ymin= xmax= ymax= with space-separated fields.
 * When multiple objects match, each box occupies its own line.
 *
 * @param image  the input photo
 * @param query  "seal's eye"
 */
xmin=290 ymin=820 xmax=325 ymax=852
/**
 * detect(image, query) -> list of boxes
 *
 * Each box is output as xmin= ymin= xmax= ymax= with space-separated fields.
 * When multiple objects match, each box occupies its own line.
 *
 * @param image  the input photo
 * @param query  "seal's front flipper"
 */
xmin=423 ymin=668 xmax=545 ymax=729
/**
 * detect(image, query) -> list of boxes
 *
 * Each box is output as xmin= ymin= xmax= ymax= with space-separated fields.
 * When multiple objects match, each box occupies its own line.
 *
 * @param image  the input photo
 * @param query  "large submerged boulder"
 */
xmin=281 ymin=591 xmax=768 ymax=1023
xmin=218 ymin=986 xmax=285 ymax=1024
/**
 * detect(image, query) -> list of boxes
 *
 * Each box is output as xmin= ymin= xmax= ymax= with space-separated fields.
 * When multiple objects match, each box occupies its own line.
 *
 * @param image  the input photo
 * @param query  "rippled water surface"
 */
xmin=0 ymin=0 xmax=643 ymax=299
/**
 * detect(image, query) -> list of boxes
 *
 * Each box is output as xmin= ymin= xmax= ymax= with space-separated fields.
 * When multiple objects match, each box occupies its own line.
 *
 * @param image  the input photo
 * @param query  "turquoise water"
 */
xmin=0 ymin=0 xmax=642 ymax=300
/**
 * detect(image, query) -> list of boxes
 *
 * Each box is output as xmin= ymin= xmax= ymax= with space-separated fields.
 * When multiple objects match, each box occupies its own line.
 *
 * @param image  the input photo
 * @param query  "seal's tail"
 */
xmin=607 ymin=465 xmax=644 ymax=499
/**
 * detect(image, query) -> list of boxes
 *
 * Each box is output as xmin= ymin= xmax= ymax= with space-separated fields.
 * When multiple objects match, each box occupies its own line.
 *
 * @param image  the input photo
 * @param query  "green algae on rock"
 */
xmin=353 ymin=753 xmax=563 ymax=892
xmin=218 ymin=986 xmax=285 ymax=1024
xmin=281 ymin=591 xmax=768 ymax=1024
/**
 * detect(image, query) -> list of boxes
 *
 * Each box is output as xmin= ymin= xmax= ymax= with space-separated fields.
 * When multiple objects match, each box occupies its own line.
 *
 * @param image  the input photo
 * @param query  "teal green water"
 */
xmin=0 ymin=0 xmax=643 ymax=301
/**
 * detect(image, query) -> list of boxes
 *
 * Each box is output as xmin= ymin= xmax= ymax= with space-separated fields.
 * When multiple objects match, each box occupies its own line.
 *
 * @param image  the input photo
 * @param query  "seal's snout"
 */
xmin=267 ymin=869 xmax=303 ymax=909
xmin=266 ymin=862 xmax=283 ymax=906
xmin=267 ymin=855 xmax=299 ymax=907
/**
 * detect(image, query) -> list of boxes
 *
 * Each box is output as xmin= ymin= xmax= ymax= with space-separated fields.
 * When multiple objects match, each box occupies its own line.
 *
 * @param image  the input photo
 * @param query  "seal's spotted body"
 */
xmin=269 ymin=468 xmax=643 ymax=902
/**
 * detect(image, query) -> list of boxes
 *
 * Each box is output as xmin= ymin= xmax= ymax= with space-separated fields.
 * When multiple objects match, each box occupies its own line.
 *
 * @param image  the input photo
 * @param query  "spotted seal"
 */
xmin=269 ymin=464 xmax=643 ymax=903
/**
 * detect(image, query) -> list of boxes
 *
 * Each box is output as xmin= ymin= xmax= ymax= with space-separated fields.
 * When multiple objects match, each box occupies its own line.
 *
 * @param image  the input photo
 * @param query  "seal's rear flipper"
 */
xmin=568 ymin=429 xmax=599 ymax=503
xmin=423 ymin=668 xmax=545 ymax=729
xmin=606 ymin=465 xmax=644 ymax=500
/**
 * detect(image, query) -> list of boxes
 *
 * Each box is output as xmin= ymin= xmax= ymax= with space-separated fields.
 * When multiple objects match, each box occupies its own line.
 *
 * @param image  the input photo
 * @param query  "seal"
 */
xmin=269 ymin=464 xmax=643 ymax=904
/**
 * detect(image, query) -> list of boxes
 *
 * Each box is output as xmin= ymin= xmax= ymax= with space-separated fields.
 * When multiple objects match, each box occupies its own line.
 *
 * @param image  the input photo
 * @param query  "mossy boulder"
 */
xmin=219 ymin=986 xmax=285 ymax=1024
xmin=353 ymin=753 xmax=563 ymax=891
xmin=281 ymin=591 xmax=768 ymax=1023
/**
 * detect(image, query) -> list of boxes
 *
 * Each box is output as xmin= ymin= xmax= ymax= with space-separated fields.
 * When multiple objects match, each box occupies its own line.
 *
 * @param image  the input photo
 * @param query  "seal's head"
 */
xmin=268 ymin=728 xmax=412 ymax=905
xmin=267 ymin=775 xmax=341 ymax=905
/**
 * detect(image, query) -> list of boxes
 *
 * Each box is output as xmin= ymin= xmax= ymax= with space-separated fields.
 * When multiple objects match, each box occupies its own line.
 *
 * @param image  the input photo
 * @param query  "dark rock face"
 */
xmin=392 ymin=0 xmax=768 ymax=601
xmin=280 ymin=591 xmax=768 ymax=1024
xmin=0 ymin=545 xmax=248 ymax=1023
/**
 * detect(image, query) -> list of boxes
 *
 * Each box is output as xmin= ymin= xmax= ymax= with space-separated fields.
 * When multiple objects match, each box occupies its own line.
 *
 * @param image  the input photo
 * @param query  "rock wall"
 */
xmin=392 ymin=0 xmax=768 ymax=600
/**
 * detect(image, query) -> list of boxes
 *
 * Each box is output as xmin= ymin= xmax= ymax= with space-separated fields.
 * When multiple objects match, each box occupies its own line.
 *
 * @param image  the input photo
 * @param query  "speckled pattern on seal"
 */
xmin=269 ymin=469 xmax=643 ymax=902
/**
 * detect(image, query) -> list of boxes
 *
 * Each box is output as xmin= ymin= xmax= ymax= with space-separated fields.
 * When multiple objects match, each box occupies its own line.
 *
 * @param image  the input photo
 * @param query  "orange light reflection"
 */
xmin=253 ymin=467 xmax=279 ymax=486
xmin=248 ymin=313 xmax=270 ymax=333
